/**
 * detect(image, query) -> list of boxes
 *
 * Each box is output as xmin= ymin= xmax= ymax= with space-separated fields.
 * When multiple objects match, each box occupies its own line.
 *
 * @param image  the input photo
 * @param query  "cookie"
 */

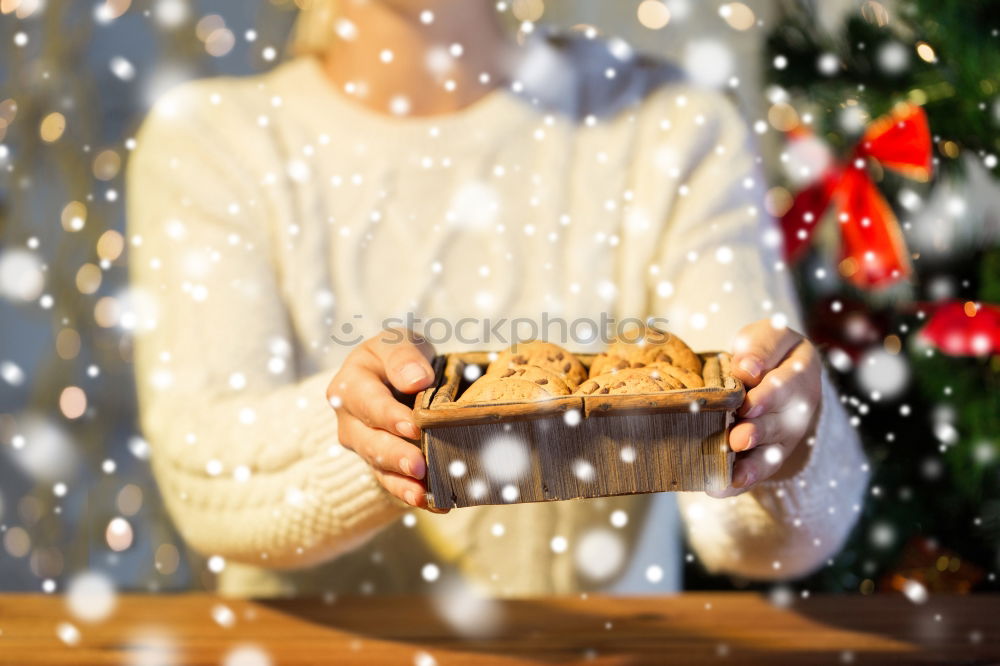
xmin=577 ymin=369 xmax=674 ymax=396
xmin=589 ymin=328 xmax=702 ymax=377
xmin=641 ymin=362 xmax=704 ymax=389
xmin=458 ymin=376 xmax=561 ymax=404
xmin=632 ymin=341 xmax=702 ymax=376
xmin=491 ymin=365 xmax=571 ymax=395
xmin=486 ymin=341 xmax=587 ymax=389
xmin=631 ymin=328 xmax=703 ymax=374
xmin=587 ymin=352 xmax=633 ymax=378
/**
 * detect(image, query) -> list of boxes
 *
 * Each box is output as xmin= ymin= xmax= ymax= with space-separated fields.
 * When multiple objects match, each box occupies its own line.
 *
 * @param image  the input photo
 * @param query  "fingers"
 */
xmin=365 ymin=328 xmax=436 ymax=393
xmin=328 ymin=365 xmax=420 ymax=439
xmin=737 ymin=340 xmax=819 ymax=419
xmin=729 ymin=413 xmax=790 ymax=452
xmin=373 ymin=468 xmax=430 ymax=508
xmin=718 ymin=336 xmax=823 ymax=498
xmin=733 ymin=442 xmax=791 ymax=488
xmin=737 ymin=346 xmax=820 ymax=458
xmin=730 ymin=319 xmax=804 ymax=388
xmin=325 ymin=327 xmax=436 ymax=498
xmin=338 ymin=412 xmax=426 ymax=481
xmin=729 ymin=344 xmax=819 ymax=455
xmin=706 ymin=442 xmax=793 ymax=499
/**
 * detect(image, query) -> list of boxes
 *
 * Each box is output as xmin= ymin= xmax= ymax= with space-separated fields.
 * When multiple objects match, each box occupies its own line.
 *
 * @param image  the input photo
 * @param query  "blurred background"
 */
xmin=1 ymin=0 xmax=997 ymax=601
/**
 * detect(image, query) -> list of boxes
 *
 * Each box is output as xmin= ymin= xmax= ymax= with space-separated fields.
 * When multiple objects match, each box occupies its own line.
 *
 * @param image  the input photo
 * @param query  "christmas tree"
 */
xmin=751 ymin=0 xmax=1000 ymax=596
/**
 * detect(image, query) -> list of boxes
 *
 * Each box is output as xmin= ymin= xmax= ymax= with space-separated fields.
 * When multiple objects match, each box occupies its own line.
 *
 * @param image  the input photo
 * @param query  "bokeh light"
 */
xmin=511 ymin=0 xmax=544 ymax=23
xmin=4 ymin=414 xmax=79 ymax=481
xmin=116 ymin=484 xmax=143 ymax=516
xmin=94 ymin=296 xmax=121 ymax=328
xmin=92 ymin=149 xmax=122 ymax=181
xmin=637 ymin=0 xmax=670 ymax=30
xmin=56 ymin=328 xmax=82 ymax=360
xmin=768 ymin=102 xmax=799 ymax=132
xmin=0 ymin=248 xmax=45 ymax=301
xmin=155 ymin=543 xmax=180 ymax=575
xmin=61 ymin=201 xmax=87 ymax=232
xmin=76 ymin=263 xmax=103 ymax=294
xmin=154 ymin=0 xmax=187 ymax=28
xmin=719 ymin=3 xmax=754 ymax=31
xmin=574 ymin=528 xmax=626 ymax=581
xmin=429 ymin=576 xmax=504 ymax=638
xmin=97 ymin=230 xmax=125 ymax=262
xmin=39 ymin=112 xmax=66 ymax=142
xmin=96 ymin=0 xmax=131 ymax=22
xmin=683 ymin=40 xmax=734 ymax=88
xmin=65 ymin=571 xmax=117 ymax=623
xmin=915 ymin=41 xmax=937 ymax=63
xmin=479 ymin=434 xmax=530 ymax=482
xmin=59 ymin=386 xmax=87 ymax=419
xmin=106 ymin=517 xmax=134 ymax=552
xmin=3 ymin=526 xmax=31 ymax=558
xmin=856 ymin=347 xmax=910 ymax=400
xmin=222 ymin=645 xmax=272 ymax=666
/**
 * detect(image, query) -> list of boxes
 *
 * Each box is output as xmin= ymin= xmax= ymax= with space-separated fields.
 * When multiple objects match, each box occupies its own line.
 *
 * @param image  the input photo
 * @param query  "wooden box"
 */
xmin=411 ymin=352 xmax=744 ymax=510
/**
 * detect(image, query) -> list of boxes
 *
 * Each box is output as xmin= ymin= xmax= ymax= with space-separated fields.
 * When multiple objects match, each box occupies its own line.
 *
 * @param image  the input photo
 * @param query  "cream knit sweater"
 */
xmin=127 ymin=35 xmax=869 ymax=597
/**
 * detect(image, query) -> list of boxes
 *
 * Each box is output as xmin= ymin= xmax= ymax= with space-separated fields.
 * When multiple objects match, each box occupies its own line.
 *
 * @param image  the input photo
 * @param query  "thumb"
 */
xmin=730 ymin=319 xmax=802 ymax=388
xmin=367 ymin=329 xmax=436 ymax=393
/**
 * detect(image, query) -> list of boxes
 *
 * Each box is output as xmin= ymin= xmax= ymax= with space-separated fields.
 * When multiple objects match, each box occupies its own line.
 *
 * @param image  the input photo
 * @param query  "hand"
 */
xmin=326 ymin=328 xmax=443 ymax=511
xmin=714 ymin=318 xmax=822 ymax=497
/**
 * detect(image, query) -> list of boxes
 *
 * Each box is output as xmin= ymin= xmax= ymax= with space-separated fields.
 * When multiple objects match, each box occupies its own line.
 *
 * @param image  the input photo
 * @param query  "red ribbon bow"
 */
xmin=780 ymin=102 xmax=933 ymax=289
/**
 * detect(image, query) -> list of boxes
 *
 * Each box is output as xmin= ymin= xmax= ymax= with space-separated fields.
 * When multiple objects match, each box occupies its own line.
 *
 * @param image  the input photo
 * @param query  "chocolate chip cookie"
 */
xmin=491 ymin=365 xmax=572 ymax=395
xmin=577 ymin=368 xmax=676 ymax=395
xmin=588 ymin=328 xmax=702 ymax=378
xmin=458 ymin=376 xmax=561 ymax=404
xmin=486 ymin=340 xmax=587 ymax=389
xmin=641 ymin=361 xmax=704 ymax=389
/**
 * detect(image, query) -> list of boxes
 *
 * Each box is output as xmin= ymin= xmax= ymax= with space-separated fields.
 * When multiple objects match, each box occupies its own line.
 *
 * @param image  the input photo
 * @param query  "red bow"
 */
xmin=780 ymin=102 xmax=933 ymax=289
xmin=918 ymin=301 xmax=1000 ymax=357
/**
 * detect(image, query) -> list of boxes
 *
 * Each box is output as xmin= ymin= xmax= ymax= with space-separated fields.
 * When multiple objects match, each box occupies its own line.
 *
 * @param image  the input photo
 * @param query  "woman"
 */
xmin=127 ymin=0 xmax=868 ymax=597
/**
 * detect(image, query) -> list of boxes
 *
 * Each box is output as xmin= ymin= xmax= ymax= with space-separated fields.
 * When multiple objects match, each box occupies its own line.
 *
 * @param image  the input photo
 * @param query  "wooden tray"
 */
xmin=411 ymin=351 xmax=744 ymax=510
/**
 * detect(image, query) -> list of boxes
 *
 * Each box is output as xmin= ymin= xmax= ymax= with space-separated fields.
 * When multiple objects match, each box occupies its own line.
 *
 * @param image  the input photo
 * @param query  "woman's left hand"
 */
xmin=715 ymin=318 xmax=823 ymax=497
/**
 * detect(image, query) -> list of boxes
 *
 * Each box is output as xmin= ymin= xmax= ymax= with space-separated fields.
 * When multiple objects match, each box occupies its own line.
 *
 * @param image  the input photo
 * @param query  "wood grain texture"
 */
xmin=413 ymin=352 xmax=742 ymax=509
xmin=418 ymin=396 xmax=583 ymax=428
xmin=1 ymin=593 xmax=996 ymax=665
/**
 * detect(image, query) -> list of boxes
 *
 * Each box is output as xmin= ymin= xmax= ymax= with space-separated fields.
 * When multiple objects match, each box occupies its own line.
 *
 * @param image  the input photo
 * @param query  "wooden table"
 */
xmin=0 ymin=593 xmax=997 ymax=665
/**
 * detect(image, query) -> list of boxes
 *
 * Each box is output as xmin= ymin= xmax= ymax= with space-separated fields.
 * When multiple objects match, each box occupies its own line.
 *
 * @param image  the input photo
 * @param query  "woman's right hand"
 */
xmin=326 ymin=329 xmax=441 ymax=510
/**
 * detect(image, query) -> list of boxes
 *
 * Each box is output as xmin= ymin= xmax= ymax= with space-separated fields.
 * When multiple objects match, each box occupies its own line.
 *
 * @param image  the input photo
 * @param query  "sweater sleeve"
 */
xmin=641 ymin=86 xmax=870 ymax=579
xmin=126 ymin=81 xmax=406 ymax=570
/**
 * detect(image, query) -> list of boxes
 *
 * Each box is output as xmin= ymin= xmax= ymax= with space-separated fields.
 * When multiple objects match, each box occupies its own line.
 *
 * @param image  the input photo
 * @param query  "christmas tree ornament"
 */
xmin=882 ymin=536 xmax=985 ymax=595
xmin=918 ymin=300 xmax=1000 ymax=357
xmin=780 ymin=102 xmax=933 ymax=289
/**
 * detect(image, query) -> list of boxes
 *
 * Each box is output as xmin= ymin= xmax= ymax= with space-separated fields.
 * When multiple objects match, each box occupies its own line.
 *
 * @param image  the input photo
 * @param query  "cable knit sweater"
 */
xmin=126 ymin=33 xmax=869 ymax=597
